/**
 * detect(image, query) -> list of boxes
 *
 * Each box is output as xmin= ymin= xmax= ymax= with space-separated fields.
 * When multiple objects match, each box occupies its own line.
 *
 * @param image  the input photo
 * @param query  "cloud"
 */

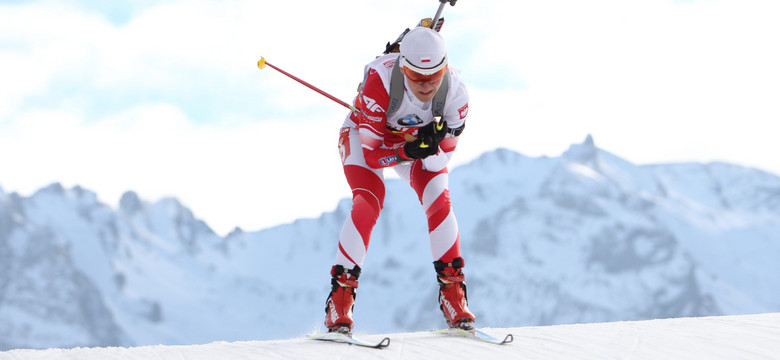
xmin=456 ymin=0 xmax=780 ymax=166
xmin=1 ymin=1 xmax=375 ymax=233
xmin=1 ymin=100 xmax=350 ymax=233
xmin=2 ymin=0 xmax=780 ymax=234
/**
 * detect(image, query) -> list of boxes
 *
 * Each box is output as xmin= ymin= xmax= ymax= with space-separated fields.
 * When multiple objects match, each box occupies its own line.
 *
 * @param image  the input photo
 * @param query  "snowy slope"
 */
xmin=2 ymin=313 xmax=778 ymax=360
xmin=2 ymin=136 xmax=780 ymax=350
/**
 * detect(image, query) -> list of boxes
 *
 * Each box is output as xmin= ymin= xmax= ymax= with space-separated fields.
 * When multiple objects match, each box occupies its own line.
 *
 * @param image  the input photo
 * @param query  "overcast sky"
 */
xmin=2 ymin=0 xmax=779 ymax=235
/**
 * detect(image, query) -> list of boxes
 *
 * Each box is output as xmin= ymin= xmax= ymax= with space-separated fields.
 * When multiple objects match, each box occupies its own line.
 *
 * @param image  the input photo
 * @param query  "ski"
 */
xmin=308 ymin=332 xmax=391 ymax=349
xmin=432 ymin=327 xmax=514 ymax=345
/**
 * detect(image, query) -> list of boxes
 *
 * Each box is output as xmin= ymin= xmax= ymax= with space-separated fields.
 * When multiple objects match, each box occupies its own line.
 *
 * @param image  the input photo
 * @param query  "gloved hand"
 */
xmin=397 ymin=120 xmax=448 ymax=160
xmin=418 ymin=119 xmax=448 ymax=145
xmin=398 ymin=136 xmax=438 ymax=160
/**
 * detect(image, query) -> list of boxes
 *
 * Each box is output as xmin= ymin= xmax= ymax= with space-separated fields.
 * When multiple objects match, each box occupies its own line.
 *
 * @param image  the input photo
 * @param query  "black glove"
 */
xmin=417 ymin=120 xmax=448 ymax=145
xmin=399 ymin=137 xmax=438 ymax=160
xmin=398 ymin=120 xmax=447 ymax=160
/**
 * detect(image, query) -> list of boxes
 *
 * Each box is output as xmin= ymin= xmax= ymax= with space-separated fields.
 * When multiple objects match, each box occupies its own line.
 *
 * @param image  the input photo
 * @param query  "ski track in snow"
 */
xmin=1 ymin=313 xmax=778 ymax=360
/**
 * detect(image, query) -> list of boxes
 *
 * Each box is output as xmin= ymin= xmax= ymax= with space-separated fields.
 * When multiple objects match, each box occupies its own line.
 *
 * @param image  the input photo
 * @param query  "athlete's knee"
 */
xmin=352 ymin=190 xmax=383 ymax=219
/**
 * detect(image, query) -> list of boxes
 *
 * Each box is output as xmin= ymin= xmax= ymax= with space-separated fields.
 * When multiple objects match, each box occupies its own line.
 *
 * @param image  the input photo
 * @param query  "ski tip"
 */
xmin=376 ymin=337 xmax=391 ymax=348
xmin=502 ymin=333 xmax=514 ymax=344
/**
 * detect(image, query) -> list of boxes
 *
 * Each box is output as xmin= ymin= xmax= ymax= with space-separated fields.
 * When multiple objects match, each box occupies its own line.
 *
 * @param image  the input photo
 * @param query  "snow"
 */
xmin=2 ymin=313 xmax=777 ymax=360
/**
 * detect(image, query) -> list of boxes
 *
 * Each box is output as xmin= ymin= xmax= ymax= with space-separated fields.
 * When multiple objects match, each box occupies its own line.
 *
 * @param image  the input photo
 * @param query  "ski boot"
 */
xmin=434 ymin=257 xmax=476 ymax=330
xmin=324 ymin=265 xmax=361 ymax=333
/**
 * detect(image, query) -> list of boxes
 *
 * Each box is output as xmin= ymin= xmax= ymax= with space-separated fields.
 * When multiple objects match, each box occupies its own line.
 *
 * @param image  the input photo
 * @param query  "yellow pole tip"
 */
xmin=257 ymin=57 xmax=267 ymax=70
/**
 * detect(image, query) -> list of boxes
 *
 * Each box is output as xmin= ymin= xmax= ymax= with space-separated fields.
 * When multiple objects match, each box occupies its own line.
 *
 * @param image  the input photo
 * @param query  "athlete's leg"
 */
xmin=335 ymin=127 xmax=385 ymax=268
xmin=405 ymin=160 xmax=474 ymax=328
xmin=406 ymin=160 xmax=461 ymax=263
xmin=325 ymin=127 xmax=386 ymax=332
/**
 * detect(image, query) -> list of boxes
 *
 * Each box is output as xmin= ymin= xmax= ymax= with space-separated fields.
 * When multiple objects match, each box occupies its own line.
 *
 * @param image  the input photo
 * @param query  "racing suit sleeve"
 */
xmin=355 ymin=68 xmax=403 ymax=169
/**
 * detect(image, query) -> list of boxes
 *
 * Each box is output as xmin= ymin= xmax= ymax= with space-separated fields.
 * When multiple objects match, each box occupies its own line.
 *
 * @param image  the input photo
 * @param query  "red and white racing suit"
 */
xmin=336 ymin=53 xmax=470 ymax=269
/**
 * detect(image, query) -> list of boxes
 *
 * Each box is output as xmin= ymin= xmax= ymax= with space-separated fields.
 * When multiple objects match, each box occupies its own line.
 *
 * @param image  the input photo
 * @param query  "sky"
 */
xmin=1 ymin=0 xmax=779 ymax=236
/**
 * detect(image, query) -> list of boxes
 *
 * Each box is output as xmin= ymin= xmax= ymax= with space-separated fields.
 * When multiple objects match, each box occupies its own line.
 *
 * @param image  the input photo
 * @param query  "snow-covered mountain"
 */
xmin=1 ymin=136 xmax=779 ymax=350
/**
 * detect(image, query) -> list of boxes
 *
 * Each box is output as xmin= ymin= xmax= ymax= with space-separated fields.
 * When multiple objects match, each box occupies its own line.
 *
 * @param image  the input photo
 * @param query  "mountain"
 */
xmin=1 ymin=136 xmax=779 ymax=350
xmin=4 ymin=313 xmax=780 ymax=359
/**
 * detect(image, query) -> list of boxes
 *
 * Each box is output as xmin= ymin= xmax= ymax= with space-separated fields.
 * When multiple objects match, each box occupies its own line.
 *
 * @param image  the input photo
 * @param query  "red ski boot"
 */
xmin=324 ymin=265 xmax=361 ymax=333
xmin=434 ymin=257 xmax=476 ymax=330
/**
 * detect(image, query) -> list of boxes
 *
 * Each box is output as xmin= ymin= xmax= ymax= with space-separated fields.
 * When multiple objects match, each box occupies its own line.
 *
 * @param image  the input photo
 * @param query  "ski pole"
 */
xmin=257 ymin=57 xmax=359 ymax=114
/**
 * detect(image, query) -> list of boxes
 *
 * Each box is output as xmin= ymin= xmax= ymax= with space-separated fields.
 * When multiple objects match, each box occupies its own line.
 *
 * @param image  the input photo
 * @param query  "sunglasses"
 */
xmin=403 ymin=66 xmax=447 ymax=84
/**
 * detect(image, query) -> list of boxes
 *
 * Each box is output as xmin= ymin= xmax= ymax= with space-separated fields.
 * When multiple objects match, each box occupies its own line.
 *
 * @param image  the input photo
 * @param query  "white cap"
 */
xmin=399 ymin=27 xmax=448 ymax=75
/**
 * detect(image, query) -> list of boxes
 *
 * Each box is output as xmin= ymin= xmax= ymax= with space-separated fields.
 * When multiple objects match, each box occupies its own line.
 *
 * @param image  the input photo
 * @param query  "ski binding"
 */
xmin=308 ymin=331 xmax=391 ymax=349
